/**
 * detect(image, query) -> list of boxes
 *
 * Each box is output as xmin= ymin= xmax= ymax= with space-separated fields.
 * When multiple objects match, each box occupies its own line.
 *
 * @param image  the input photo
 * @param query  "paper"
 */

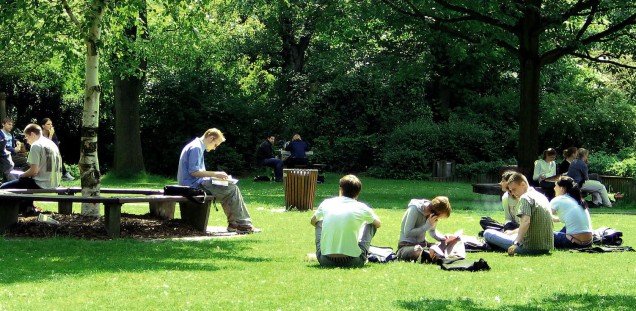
xmin=211 ymin=175 xmax=239 ymax=186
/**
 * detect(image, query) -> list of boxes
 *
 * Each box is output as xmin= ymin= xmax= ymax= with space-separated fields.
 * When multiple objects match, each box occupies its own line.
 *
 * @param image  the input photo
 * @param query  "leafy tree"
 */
xmin=380 ymin=0 xmax=636 ymax=175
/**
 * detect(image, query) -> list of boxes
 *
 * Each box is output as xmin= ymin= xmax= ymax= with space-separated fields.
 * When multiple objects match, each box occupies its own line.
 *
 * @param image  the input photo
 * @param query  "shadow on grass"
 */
xmin=0 ymin=238 xmax=269 ymax=284
xmin=396 ymin=293 xmax=636 ymax=310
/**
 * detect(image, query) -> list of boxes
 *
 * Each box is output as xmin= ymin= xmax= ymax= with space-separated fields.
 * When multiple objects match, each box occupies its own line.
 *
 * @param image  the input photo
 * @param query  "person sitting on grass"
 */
xmin=310 ymin=174 xmax=381 ymax=267
xmin=396 ymin=196 xmax=458 ymax=262
xmin=480 ymin=170 xmax=521 ymax=234
xmin=483 ymin=172 xmax=554 ymax=256
xmin=551 ymin=176 xmax=593 ymax=248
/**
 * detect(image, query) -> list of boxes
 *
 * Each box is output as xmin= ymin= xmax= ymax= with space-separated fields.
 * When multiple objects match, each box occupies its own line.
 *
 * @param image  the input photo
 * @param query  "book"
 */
xmin=211 ymin=175 xmax=239 ymax=186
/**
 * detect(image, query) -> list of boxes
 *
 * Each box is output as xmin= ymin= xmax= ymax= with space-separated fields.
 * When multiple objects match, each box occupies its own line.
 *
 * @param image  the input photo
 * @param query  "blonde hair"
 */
xmin=292 ymin=134 xmax=301 ymax=141
xmin=203 ymin=128 xmax=226 ymax=142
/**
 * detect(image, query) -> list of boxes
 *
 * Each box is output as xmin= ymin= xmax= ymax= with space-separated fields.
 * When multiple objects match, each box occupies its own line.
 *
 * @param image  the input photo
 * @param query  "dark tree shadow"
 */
xmin=396 ymin=293 xmax=636 ymax=310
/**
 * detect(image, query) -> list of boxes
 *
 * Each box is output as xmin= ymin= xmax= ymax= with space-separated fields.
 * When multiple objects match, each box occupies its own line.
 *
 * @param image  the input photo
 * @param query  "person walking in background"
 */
xmin=255 ymin=134 xmax=283 ymax=182
xmin=40 ymin=118 xmax=74 ymax=181
xmin=567 ymin=148 xmax=612 ymax=208
xmin=284 ymin=133 xmax=311 ymax=168
xmin=310 ymin=175 xmax=381 ymax=267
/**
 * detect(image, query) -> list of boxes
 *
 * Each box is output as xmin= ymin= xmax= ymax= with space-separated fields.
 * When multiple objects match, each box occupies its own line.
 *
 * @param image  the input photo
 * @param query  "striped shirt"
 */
xmin=518 ymin=188 xmax=554 ymax=252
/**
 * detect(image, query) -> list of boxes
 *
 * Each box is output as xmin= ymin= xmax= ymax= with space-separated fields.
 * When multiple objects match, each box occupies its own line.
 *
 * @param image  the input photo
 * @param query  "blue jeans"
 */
xmin=483 ymin=229 xmax=547 ymax=255
xmin=262 ymin=158 xmax=283 ymax=180
xmin=554 ymin=227 xmax=591 ymax=249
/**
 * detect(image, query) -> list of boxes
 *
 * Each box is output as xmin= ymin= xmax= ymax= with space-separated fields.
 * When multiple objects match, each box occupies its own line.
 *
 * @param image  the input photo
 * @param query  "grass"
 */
xmin=1 ymin=172 xmax=636 ymax=310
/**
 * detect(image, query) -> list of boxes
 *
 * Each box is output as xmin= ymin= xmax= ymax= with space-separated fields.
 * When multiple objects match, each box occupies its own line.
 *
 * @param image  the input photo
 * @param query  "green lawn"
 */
xmin=1 ymin=173 xmax=635 ymax=310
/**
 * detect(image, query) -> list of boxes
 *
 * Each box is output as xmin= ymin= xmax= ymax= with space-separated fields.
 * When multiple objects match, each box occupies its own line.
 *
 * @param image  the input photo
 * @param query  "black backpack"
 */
xmin=593 ymin=227 xmax=623 ymax=246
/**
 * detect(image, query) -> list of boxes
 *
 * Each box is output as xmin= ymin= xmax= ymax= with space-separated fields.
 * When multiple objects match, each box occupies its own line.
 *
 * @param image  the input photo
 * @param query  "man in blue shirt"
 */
xmin=178 ymin=128 xmax=260 ymax=233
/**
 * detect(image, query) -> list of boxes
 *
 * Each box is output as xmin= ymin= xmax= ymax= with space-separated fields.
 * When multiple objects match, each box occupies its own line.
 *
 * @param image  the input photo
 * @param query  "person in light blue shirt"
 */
xmin=178 ymin=128 xmax=259 ymax=234
xmin=551 ymin=176 xmax=593 ymax=248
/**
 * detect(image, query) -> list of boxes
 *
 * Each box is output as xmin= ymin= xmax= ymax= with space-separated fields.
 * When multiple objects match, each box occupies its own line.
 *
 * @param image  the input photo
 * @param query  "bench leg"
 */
xmin=58 ymin=202 xmax=73 ymax=215
xmin=0 ymin=200 xmax=20 ymax=233
xmin=149 ymin=202 xmax=175 ymax=220
xmin=104 ymin=203 xmax=122 ymax=238
xmin=179 ymin=201 xmax=211 ymax=231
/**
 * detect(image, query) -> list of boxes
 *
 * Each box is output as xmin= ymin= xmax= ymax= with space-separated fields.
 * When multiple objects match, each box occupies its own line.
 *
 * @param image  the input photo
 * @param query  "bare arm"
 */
xmin=191 ymin=170 xmax=228 ymax=180
xmin=19 ymin=164 xmax=39 ymax=178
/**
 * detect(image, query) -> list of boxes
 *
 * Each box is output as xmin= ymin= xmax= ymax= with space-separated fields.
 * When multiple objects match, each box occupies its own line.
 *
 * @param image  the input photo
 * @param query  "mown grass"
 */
xmin=1 ymin=173 xmax=635 ymax=310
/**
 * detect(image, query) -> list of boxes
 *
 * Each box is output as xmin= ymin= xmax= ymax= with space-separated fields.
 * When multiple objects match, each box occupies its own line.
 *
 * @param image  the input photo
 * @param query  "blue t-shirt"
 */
xmin=177 ymin=138 xmax=206 ymax=187
xmin=551 ymin=194 xmax=592 ymax=235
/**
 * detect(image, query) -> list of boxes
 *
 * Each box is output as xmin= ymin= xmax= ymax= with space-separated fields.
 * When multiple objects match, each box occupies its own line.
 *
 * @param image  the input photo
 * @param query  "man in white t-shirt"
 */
xmin=310 ymin=175 xmax=381 ymax=267
xmin=0 ymin=124 xmax=62 ymax=215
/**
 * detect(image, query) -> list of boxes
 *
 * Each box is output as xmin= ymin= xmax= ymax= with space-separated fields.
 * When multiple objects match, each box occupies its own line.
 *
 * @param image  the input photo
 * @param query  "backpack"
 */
xmin=593 ymin=227 xmax=623 ymax=246
xmin=367 ymin=246 xmax=397 ymax=263
xmin=440 ymin=258 xmax=491 ymax=272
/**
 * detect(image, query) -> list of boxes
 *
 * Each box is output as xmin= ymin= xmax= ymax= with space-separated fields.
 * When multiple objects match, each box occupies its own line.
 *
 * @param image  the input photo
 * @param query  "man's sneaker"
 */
xmin=62 ymin=173 xmax=75 ymax=181
xmin=227 ymin=224 xmax=262 ymax=234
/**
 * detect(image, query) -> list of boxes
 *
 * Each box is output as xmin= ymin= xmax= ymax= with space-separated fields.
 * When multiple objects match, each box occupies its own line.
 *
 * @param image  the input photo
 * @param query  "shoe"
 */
xmin=62 ymin=173 xmax=75 ymax=181
xmin=22 ymin=206 xmax=42 ymax=217
xmin=227 ymin=224 xmax=262 ymax=234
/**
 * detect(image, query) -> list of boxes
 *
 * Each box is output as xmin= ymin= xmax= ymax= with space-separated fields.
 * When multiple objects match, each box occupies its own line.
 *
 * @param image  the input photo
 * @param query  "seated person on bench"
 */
xmin=255 ymin=134 xmax=283 ymax=182
xmin=0 ymin=124 xmax=62 ymax=215
xmin=178 ymin=128 xmax=260 ymax=234
xmin=284 ymin=133 xmax=310 ymax=168
xmin=567 ymin=148 xmax=612 ymax=208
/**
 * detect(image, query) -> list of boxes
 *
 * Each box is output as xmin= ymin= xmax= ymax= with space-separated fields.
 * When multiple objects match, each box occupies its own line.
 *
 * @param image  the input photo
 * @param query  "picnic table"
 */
xmin=0 ymin=187 xmax=214 ymax=238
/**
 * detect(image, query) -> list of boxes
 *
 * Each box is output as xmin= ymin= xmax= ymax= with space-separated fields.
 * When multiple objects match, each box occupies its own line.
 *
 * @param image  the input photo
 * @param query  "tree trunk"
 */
xmin=79 ymin=0 xmax=107 ymax=217
xmin=0 ymin=92 xmax=6 ymax=121
xmin=517 ymin=5 xmax=542 ymax=178
xmin=112 ymin=3 xmax=147 ymax=176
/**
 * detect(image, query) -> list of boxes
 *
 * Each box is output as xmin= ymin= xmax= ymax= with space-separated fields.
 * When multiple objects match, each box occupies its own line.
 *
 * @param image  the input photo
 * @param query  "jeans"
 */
xmin=554 ymin=227 xmax=591 ymax=249
xmin=581 ymin=180 xmax=611 ymax=207
xmin=484 ymin=229 xmax=549 ymax=255
xmin=315 ymin=221 xmax=376 ymax=267
xmin=262 ymin=158 xmax=283 ymax=181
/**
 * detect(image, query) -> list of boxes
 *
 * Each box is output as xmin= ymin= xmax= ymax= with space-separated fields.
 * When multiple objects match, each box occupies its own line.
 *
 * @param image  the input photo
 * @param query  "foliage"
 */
xmin=589 ymin=148 xmax=636 ymax=178
xmin=370 ymin=118 xmax=500 ymax=179
xmin=312 ymin=134 xmax=379 ymax=173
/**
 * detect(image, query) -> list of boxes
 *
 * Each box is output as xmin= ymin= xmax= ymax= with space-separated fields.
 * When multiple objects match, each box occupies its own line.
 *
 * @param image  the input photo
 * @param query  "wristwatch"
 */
xmin=513 ymin=241 xmax=521 ymax=246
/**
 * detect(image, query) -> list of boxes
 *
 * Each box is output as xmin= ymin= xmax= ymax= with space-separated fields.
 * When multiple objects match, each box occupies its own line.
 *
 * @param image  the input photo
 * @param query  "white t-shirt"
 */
xmin=27 ymin=137 xmax=62 ymax=189
xmin=313 ymin=196 xmax=379 ymax=257
xmin=551 ymin=194 xmax=592 ymax=235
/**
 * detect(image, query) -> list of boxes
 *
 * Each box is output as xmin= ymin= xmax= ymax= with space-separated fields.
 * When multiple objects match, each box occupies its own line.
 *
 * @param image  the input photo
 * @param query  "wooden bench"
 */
xmin=0 ymin=189 xmax=213 ymax=238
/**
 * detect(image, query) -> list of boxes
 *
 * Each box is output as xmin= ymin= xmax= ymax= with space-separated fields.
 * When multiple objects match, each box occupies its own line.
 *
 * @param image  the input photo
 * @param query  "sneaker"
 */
xmin=227 ymin=224 xmax=262 ymax=234
xmin=62 ymin=173 xmax=75 ymax=181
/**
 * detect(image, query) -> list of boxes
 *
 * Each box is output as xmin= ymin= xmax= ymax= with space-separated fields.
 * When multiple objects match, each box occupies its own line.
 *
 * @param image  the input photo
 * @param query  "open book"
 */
xmin=430 ymin=229 xmax=466 ymax=259
xmin=211 ymin=175 xmax=239 ymax=186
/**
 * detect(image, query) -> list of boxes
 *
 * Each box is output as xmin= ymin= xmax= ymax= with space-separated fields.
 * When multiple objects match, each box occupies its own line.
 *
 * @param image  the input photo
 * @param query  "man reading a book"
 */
xmin=178 ymin=128 xmax=260 ymax=234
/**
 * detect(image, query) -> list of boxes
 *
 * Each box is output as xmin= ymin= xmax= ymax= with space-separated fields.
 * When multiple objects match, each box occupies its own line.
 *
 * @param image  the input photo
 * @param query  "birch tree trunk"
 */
xmin=79 ymin=0 xmax=107 ymax=217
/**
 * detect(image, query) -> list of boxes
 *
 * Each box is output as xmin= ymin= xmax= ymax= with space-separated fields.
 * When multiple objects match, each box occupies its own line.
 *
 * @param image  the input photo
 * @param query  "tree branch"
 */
xmin=431 ymin=0 xmax=516 ymax=33
xmin=575 ymin=3 xmax=598 ymax=40
xmin=61 ymin=0 xmax=83 ymax=34
xmin=572 ymin=52 xmax=636 ymax=69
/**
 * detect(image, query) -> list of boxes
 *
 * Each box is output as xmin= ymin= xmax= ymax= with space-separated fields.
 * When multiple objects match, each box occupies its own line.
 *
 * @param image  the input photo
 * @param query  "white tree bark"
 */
xmin=78 ymin=0 xmax=108 ymax=217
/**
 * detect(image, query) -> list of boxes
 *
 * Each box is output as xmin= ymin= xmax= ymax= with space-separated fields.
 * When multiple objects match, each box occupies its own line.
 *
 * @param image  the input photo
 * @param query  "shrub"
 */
xmin=312 ymin=134 xmax=379 ymax=173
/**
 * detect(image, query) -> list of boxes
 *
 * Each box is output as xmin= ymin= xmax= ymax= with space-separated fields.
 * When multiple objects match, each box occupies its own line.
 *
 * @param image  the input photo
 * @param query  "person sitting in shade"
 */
xmin=567 ymin=148 xmax=612 ymax=208
xmin=255 ymin=134 xmax=283 ymax=182
xmin=533 ymin=148 xmax=557 ymax=200
xmin=284 ymin=133 xmax=311 ymax=168
xmin=558 ymin=147 xmax=577 ymax=176
xmin=483 ymin=172 xmax=554 ymax=256
xmin=310 ymin=174 xmax=381 ymax=267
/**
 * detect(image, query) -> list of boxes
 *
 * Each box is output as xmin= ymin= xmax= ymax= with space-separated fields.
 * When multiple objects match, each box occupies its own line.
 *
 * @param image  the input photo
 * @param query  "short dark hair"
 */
xmin=2 ymin=118 xmax=13 ymax=125
xmin=339 ymin=175 xmax=362 ymax=199
xmin=24 ymin=124 xmax=42 ymax=136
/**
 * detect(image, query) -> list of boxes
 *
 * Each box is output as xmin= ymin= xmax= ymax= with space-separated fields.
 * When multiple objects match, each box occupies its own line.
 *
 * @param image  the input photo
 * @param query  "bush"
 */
xmin=589 ymin=148 xmax=636 ymax=178
xmin=454 ymin=160 xmax=512 ymax=179
xmin=312 ymin=135 xmax=378 ymax=173
xmin=369 ymin=118 xmax=499 ymax=179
